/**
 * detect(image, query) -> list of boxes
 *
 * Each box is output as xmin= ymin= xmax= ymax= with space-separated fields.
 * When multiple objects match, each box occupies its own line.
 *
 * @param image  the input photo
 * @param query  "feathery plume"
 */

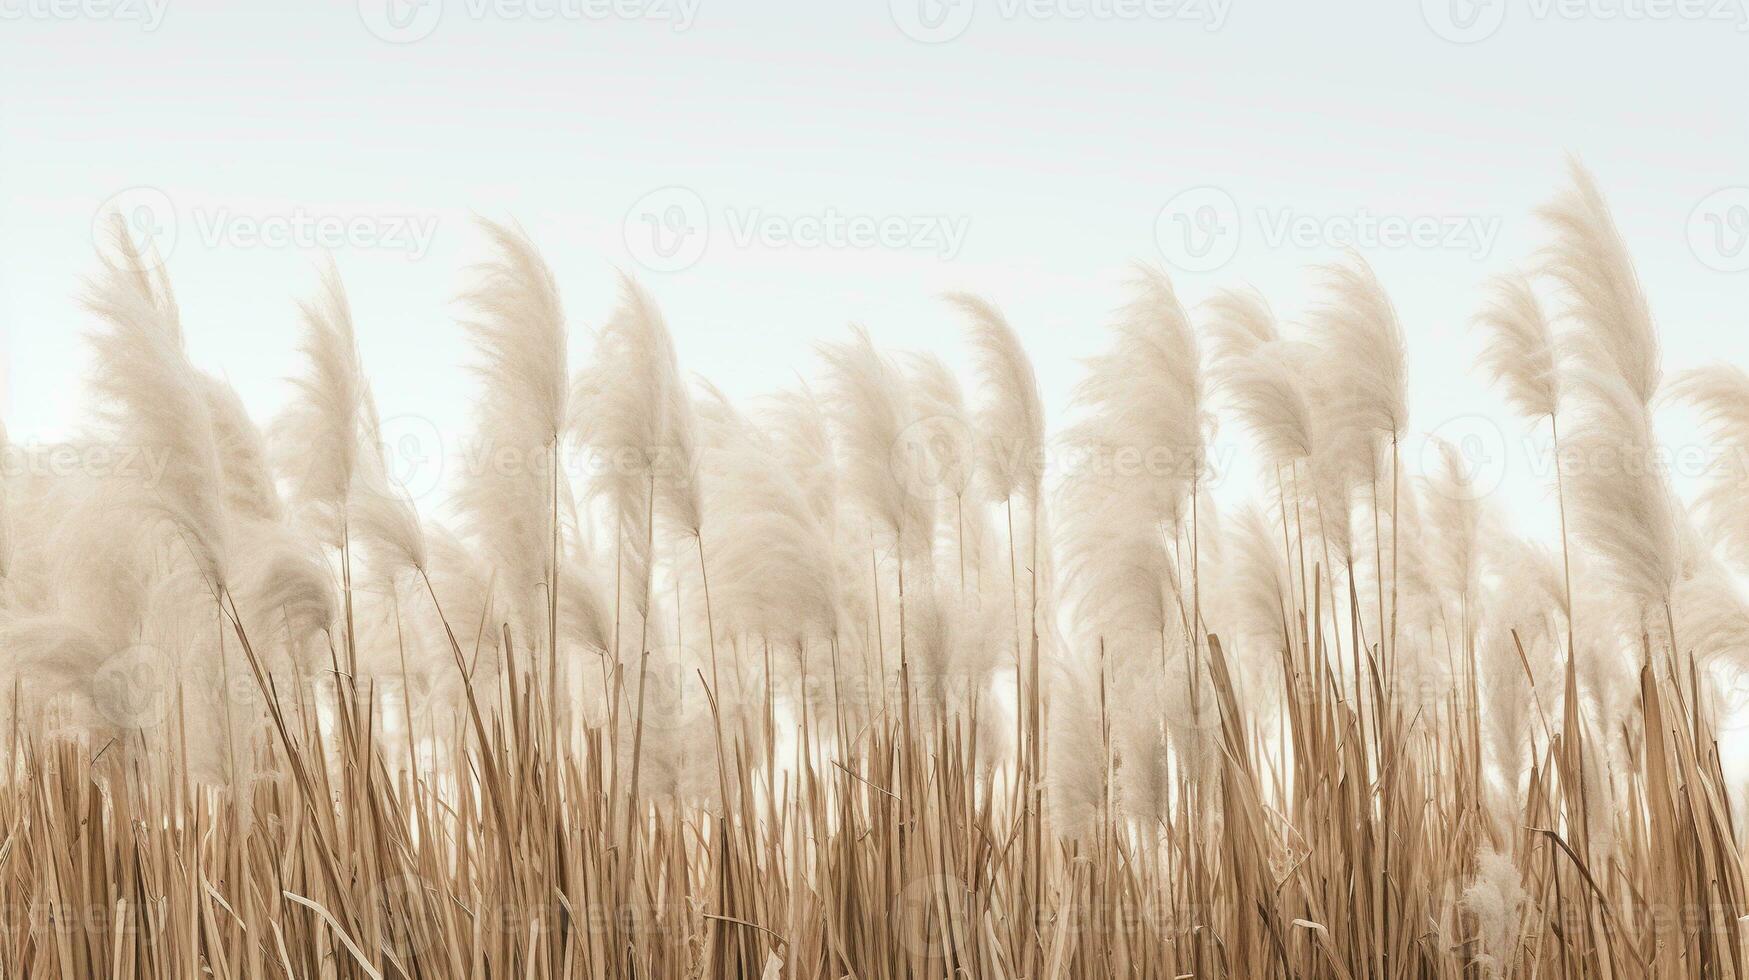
xmin=1461 ymin=847 xmax=1527 ymax=978
xmin=818 ymin=326 xmax=935 ymax=557
xmin=1068 ymin=265 xmax=1206 ymax=514
xmin=1669 ymin=365 xmax=1749 ymax=570
xmin=464 ymin=221 xmax=569 ymax=449
xmin=1475 ymin=272 xmax=1559 ymax=422
xmin=273 ymin=261 xmax=366 ymax=543
xmin=350 ymin=467 xmax=429 ymax=581
xmin=1211 ymin=338 xmax=1316 ymax=467
xmin=1224 ymin=503 xmax=1292 ymax=652
xmin=695 ymin=384 xmax=837 ymax=645
xmin=1560 ymin=369 xmax=1679 ymax=612
xmin=84 ymin=215 xmax=229 ymax=589
xmin=1422 ymin=437 xmax=1483 ymax=605
xmin=952 ymin=293 xmax=1046 ymax=505
xmin=905 ymin=351 xmax=978 ymax=510
xmin=574 ymin=274 xmax=692 ymax=602
xmin=457 ymin=221 xmax=570 ymax=643
xmin=1309 ymin=254 xmax=1409 ymax=444
xmin=200 ymin=373 xmax=284 ymax=525
xmin=1202 ymin=285 xmax=1279 ymax=366
xmin=1541 ymin=158 xmax=1659 ymax=405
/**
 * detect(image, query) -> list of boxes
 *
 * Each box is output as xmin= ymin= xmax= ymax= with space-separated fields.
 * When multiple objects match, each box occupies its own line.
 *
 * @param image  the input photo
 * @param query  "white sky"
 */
xmin=1 ymin=0 xmax=1747 ymax=544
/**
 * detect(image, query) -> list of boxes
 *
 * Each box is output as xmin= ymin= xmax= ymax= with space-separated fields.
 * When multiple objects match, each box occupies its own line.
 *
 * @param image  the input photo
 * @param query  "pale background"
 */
xmin=0 ymin=0 xmax=1745 ymax=582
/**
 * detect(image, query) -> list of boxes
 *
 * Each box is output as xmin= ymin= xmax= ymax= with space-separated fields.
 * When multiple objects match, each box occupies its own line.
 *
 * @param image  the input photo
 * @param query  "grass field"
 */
xmin=1 ymin=161 xmax=1744 ymax=978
